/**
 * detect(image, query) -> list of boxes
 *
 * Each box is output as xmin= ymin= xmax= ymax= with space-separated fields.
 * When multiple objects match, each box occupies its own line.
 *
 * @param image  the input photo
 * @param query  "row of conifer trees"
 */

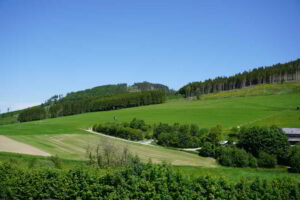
xmin=18 ymin=90 xmax=166 ymax=122
xmin=179 ymin=59 xmax=300 ymax=97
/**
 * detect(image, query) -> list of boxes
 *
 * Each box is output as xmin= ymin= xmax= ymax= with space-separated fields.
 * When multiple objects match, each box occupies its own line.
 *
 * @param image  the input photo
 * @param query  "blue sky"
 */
xmin=0 ymin=0 xmax=300 ymax=112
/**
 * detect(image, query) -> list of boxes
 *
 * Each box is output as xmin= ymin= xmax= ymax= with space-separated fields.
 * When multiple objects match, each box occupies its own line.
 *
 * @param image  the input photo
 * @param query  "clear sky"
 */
xmin=0 ymin=0 xmax=300 ymax=112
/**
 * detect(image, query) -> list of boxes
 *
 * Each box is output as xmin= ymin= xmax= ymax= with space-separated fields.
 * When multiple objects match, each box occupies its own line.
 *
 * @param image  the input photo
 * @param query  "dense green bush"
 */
xmin=93 ymin=118 xmax=151 ymax=141
xmin=237 ymin=126 xmax=290 ymax=163
xmin=93 ymin=123 xmax=145 ymax=141
xmin=217 ymin=147 xmax=257 ymax=168
xmin=129 ymin=118 xmax=149 ymax=132
xmin=207 ymin=125 xmax=223 ymax=145
xmin=257 ymin=152 xmax=277 ymax=168
xmin=154 ymin=123 xmax=219 ymax=148
xmin=248 ymin=154 xmax=258 ymax=168
xmin=199 ymin=144 xmax=258 ymax=168
xmin=0 ymin=161 xmax=300 ymax=200
xmin=198 ymin=142 xmax=218 ymax=157
xmin=289 ymin=146 xmax=300 ymax=173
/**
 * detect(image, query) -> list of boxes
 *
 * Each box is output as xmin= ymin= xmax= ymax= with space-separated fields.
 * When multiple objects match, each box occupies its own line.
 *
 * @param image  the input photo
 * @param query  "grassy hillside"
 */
xmin=7 ymin=133 xmax=216 ymax=166
xmin=0 ymin=83 xmax=299 ymax=136
xmin=0 ymin=82 xmax=299 ymax=167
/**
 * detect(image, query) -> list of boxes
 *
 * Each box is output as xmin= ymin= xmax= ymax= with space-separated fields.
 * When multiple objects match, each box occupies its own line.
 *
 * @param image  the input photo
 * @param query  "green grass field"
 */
xmin=0 ymin=82 xmax=299 ymax=176
xmin=176 ymin=165 xmax=300 ymax=183
xmin=0 ymin=86 xmax=299 ymax=137
xmin=7 ymin=133 xmax=216 ymax=167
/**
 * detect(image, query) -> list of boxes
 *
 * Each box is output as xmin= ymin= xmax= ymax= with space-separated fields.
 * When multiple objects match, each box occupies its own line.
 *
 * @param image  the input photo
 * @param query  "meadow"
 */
xmin=0 ymin=82 xmax=299 ymax=180
xmin=0 ymin=83 xmax=299 ymax=137
xmin=7 ymin=133 xmax=216 ymax=167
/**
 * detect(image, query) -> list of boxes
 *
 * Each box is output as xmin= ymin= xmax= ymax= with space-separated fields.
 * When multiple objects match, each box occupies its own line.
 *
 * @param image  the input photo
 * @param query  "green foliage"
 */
xmin=198 ymin=142 xmax=218 ymax=157
xmin=49 ymin=155 xmax=63 ymax=169
xmin=18 ymin=106 xmax=46 ymax=122
xmin=217 ymin=147 xmax=256 ymax=168
xmin=19 ymin=90 xmax=166 ymax=123
xmin=87 ymin=143 xmax=138 ymax=168
xmin=154 ymin=123 xmax=205 ymax=148
xmin=207 ymin=125 xmax=223 ymax=145
xmin=129 ymin=118 xmax=149 ymax=132
xmin=131 ymin=81 xmax=169 ymax=91
xmin=258 ymin=152 xmax=277 ymax=168
xmin=248 ymin=154 xmax=258 ymax=168
xmin=289 ymin=146 xmax=300 ymax=173
xmin=93 ymin=119 xmax=149 ymax=141
xmin=237 ymin=126 xmax=290 ymax=162
xmin=179 ymin=59 xmax=300 ymax=97
xmin=63 ymin=83 xmax=128 ymax=101
xmin=1 ymin=162 xmax=300 ymax=199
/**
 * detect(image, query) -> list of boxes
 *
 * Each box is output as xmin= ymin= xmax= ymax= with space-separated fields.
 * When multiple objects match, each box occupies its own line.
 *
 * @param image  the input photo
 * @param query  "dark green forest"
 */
xmin=57 ymin=82 xmax=170 ymax=103
xmin=19 ymin=90 xmax=166 ymax=122
xmin=179 ymin=59 xmax=300 ymax=97
xmin=61 ymin=84 xmax=128 ymax=102
xmin=131 ymin=81 xmax=169 ymax=91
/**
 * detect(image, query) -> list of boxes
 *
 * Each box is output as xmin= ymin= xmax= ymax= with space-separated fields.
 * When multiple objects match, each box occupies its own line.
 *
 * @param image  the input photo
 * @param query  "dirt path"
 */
xmin=0 ymin=135 xmax=51 ymax=156
xmin=84 ymin=129 xmax=154 ymax=146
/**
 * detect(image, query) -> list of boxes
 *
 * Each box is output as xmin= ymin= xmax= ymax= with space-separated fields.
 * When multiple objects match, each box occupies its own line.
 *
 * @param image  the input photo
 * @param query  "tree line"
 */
xmin=93 ymin=118 xmax=151 ymax=141
xmin=179 ymin=59 xmax=300 ymax=97
xmin=50 ymin=82 xmax=170 ymax=103
xmin=18 ymin=90 xmax=166 ymax=122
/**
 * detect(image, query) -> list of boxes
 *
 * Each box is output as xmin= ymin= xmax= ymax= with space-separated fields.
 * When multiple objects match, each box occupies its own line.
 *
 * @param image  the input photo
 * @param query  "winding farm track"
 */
xmin=84 ymin=128 xmax=154 ymax=145
xmin=85 ymin=129 xmax=202 ymax=152
xmin=0 ymin=135 xmax=51 ymax=156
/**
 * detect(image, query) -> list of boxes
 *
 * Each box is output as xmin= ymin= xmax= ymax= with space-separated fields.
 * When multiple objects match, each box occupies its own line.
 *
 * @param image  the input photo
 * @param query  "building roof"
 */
xmin=282 ymin=128 xmax=300 ymax=135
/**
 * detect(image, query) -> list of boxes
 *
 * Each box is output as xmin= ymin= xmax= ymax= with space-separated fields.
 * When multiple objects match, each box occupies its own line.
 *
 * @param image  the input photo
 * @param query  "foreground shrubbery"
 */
xmin=0 ymin=161 xmax=300 ymax=200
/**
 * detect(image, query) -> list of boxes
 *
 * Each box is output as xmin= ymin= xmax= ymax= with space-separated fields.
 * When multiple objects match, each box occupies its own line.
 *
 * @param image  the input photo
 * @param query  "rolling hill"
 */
xmin=0 ymin=82 xmax=299 ymax=166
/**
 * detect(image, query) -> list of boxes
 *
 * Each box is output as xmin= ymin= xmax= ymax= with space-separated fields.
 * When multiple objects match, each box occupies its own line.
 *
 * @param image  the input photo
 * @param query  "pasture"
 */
xmin=0 ymin=86 xmax=299 ymax=137
xmin=8 ymin=133 xmax=217 ymax=167
xmin=0 ymin=82 xmax=299 ymax=169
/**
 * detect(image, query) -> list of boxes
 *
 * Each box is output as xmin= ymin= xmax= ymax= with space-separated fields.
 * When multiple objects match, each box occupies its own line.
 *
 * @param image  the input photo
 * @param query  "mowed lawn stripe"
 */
xmin=8 ymin=133 xmax=217 ymax=167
